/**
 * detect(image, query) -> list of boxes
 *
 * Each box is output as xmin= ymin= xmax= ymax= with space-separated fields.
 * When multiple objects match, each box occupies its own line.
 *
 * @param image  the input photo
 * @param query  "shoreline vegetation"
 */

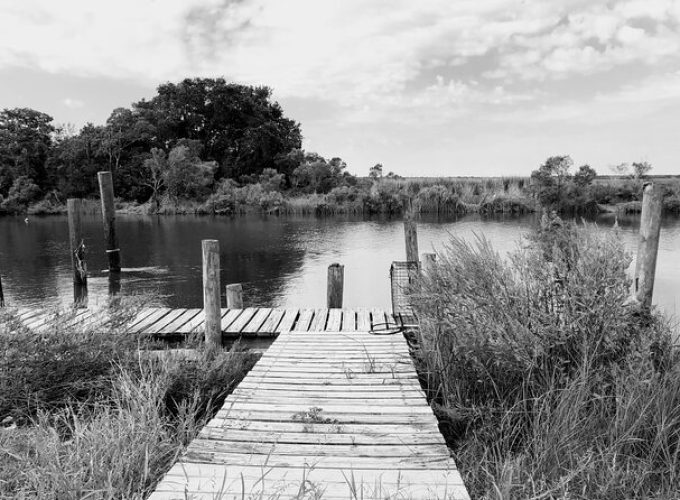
xmin=1 ymin=78 xmax=678 ymax=219
xmin=412 ymin=219 xmax=680 ymax=499
xmin=8 ymin=174 xmax=680 ymax=218
xmin=0 ymin=300 xmax=260 ymax=498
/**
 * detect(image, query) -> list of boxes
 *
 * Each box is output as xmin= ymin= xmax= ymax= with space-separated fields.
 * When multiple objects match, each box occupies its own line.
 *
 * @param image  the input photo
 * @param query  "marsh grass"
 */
xmin=0 ymin=302 xmax=259 ymax=499
xmin=411 ymin=220 xmax=680 ymax=499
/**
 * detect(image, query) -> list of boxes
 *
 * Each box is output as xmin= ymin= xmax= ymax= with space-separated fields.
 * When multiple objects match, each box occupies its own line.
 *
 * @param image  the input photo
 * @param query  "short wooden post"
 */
xmin=98 ymin=171 xmax=121 ymax=272
xmin=202 ymin=239 xmax=221 ymax=349
xmin=327 ymin=263 xmax=344 ymax=308
xmin=404 ymin=219 xmax=419 ymax=264
xmin=67 ymin=198 xmax=87 ymax=285
xmin=226 ymin=283 xmax=243 ymax=309
xmin=422 ymin=253 xmax=437 ymax=277
xmin=73 ymin=282 xmax=88 ymax=308
xmin=634 ymin=183 xmax=663 ymax=310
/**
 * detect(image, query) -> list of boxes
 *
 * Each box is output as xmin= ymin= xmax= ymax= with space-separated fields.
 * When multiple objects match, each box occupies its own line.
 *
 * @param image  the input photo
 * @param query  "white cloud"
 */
xmin=61 ymin=97 xmax=84 ymax=109
xmin=1 ymin=0 xmax=679 ymax=128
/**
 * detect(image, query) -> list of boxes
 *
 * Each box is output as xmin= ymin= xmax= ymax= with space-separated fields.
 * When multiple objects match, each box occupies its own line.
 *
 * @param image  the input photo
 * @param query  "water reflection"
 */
xmin=0 ymin=213 xmax=677 ymax=323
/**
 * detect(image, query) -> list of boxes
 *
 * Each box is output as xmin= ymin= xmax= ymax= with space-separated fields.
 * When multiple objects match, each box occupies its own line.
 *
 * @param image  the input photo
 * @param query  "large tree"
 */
xmin=132 ymin=78 xmax=302 ymax=179
xmin=0 ymin=108 xmax=54 ymax=195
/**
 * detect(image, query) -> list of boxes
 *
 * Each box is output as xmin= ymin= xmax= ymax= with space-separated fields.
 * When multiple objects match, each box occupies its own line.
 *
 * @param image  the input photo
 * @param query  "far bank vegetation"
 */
xmin=1 ymin=78 xmax=678 ymax=217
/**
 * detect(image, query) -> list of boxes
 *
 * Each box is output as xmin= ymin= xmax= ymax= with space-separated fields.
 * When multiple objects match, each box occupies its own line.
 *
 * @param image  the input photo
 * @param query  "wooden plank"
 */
xmin=258 ymin=308 xmax=284 ymax=334
xmin=23 ymin=312 xmax=51 ymax=329
xmin=161 ymin=308 xmax=201 ymax=333
xmin=229 ymin=388 xmax=425 ymax=399
xmin=150 ymin=464 xmax=467 ymax=498
xmin=241 ymin=308 xmax=271 ymax=334
xmin=219 ymin=401 xmax=431 ymax=415
xmin=149 ymin=328 xmax=467 ymax=500
xmin=208 ymin=419 xmax=437 ymax=435
xmin=234 ymin=383 xmax=425 ymax=394
xmin=236 ymin=376 xmax=422 ymax=387
xmin=224 ymin=307 xmax=257 ymax=334
xmin=356 ymin=308 xmax=371 ymax=331
xmin=128 ymin=307 xmax=172 ymax=333
xmin=183 ymin=451 xmax=452 ymax=469
xmin=220 ymin=309 xmax=242 ymax=331
xmin=190 ymin=439 xmax=448 ymax=458
xmin=309 ymin=308 xmax=328 ymax=331
xmin=275 ymin=308 xmax=298 ymax=333
xmin=340 ymin=309 xmax=356 ymax=331
xmin=325 ymin=309 xmax=342 ymax=332
xmin=293 ymin=308 xmax=313 ymax=331
xmin=125 ymin=307 xmax=158 ymax=331
xmin=176 ymin=310 xmax=205 ymax=334
xmin=198 ymin=428 xmax=443 ymax=445
xmin=140 ymin=308 xmax=186 ymax=335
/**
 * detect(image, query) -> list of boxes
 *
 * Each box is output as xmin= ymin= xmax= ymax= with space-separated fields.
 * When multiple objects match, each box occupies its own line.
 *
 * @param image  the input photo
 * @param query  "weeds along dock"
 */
xmin=8 ymin=306 xmax=470 ymax=499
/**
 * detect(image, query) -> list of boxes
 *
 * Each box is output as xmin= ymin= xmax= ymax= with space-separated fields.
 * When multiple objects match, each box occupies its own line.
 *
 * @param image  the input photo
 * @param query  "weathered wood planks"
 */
xmin=10 ymin=306 xmax=413 ymax=338
xmin=149 ymin=330 xmax=469 ymax=500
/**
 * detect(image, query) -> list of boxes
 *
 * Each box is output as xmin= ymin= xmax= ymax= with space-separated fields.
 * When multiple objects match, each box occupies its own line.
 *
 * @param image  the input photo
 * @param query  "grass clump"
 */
xmin=412 ymin=216 xmax=679 ymax=499
xmin=0 ymin=303 xmax=259 ymax=499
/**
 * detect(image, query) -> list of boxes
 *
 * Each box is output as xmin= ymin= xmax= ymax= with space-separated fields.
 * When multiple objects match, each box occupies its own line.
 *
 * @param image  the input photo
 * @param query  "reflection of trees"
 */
xmin=115 ymin=215 xmax=308 ymax=308
xmin=0 ymin=217 xmax=70 ymax=306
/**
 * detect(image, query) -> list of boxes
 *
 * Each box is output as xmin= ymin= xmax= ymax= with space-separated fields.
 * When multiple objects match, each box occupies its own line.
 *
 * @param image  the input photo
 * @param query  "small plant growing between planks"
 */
xmin=292 ymin=407 xmax=342 ymax=433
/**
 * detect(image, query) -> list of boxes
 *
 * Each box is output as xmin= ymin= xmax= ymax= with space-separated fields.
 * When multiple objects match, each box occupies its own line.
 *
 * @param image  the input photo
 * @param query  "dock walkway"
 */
xmin=12 ymin=306 xmax=416 ymax=337
xmin=149 ymin=330 xmax=469 ymax=499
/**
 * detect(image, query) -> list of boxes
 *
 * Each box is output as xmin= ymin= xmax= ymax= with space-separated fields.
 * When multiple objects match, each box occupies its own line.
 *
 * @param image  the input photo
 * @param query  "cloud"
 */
xmin=61 ymin=97 xmax=84 ymax=109
xmin=1 ymin=0 xmax=679 ymax=129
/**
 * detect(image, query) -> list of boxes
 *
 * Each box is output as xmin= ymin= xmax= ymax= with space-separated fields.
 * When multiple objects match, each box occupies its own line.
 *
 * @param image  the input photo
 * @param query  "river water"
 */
xmin=0 ymin=213 xmax=678 ymax=324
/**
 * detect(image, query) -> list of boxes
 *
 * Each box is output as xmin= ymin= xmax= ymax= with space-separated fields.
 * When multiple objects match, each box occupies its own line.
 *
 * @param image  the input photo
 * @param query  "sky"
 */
xmin=1 ymin=0 xmax=680 ymax=177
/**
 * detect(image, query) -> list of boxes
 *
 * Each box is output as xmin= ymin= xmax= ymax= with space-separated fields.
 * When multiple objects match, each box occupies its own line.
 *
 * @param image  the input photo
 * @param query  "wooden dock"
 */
xmin=149 ymin=330 xmax=469 ymax=499
xmin=11 ymin=306 xmax=417 ymax=337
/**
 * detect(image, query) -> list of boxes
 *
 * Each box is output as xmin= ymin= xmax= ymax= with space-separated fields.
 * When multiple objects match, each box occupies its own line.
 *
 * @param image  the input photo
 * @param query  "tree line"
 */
xmin=0 ymin=78 xmax=361 ymax=213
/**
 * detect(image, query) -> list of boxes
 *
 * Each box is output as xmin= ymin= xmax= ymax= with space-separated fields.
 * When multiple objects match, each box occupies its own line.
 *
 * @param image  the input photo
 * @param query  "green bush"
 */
xmin=0 ymin=304 xmax=259 ymax=498
xmin=411 ymin=220 xmax=679 ymax=498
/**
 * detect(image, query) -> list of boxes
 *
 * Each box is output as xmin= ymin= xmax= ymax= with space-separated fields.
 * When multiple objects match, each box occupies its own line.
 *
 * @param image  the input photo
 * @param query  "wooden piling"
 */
xmin=67 ymin=198 xmax=87 ymax=285
xmin=404 ymin=219 xmax=419 ymax=264
xmin=226 ymin=283 xmax=244 ymax=309
xmin=202 ymin=240 xmax=221 ymax=349
xmin=634 ymin=183 xmax=663 ymax=310
xmin=98 ymin=171 xmax=121 ymax=272
xmin=422 ymin=253 xmax=437 ymax=277
xmin=327 ymin=263 xmax=344 ymax=308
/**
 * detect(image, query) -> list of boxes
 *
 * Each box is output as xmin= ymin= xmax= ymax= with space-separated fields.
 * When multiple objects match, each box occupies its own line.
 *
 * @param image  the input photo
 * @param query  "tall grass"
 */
xmin=0 ymin=303 xmax=259 ymax=499
xmin=411 ymin=219 xmax=680 ymax=499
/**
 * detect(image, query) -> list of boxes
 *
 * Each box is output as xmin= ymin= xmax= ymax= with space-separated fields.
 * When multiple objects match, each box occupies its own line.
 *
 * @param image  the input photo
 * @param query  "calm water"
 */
xmin=0 ymin=213 xmax=678 ymax=323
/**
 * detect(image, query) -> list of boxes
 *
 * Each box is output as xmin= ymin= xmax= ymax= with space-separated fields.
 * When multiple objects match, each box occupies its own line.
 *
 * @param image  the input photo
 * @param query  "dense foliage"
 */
xmin=0 ymin=78 xmax=306 ymax=211
xmin=2 ymin=85 xmax=679 ymax=216
xmin=0 ymin=302 xmax=259 ymax=498
xmin=412 ymin=220 xmax=679 ymax=499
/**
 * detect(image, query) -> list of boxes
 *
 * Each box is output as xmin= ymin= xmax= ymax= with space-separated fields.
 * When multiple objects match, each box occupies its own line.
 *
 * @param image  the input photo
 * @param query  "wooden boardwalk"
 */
xmin=11 ymin=306 xmax=417 ymax=337
xmin=149 ymin=330 xmax=469 ymax=499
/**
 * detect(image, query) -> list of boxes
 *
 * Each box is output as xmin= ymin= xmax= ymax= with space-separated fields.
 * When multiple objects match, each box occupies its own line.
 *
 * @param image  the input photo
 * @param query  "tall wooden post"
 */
xmin=0 ymin=271 xmax=4 ymax=307
xmin=634 ymin=183 xmax=663 ymax=310
xmin=98 ymin=171 xmax=121 ymax=272
xmin=67 ymin=198 xmax=87 ymax=286
xmin=327 ymin=263 xmax=344 ymax=308
xmin=422 ymin=253 xmax=437 ymax=277
xmin=202 ymin=240 xmax=221 ymax=349
xmin=404 ymin=219 xmax=419 ymax=264
xmin=226 ymin=283 xmax=243 ymax=309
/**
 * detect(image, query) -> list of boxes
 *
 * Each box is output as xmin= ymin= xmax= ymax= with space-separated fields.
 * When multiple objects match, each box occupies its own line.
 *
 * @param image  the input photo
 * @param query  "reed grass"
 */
xmin=0 ymin=301 xmax=259 ymax=499
xmin=411 ymin=219 xmax=680 ymax=499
